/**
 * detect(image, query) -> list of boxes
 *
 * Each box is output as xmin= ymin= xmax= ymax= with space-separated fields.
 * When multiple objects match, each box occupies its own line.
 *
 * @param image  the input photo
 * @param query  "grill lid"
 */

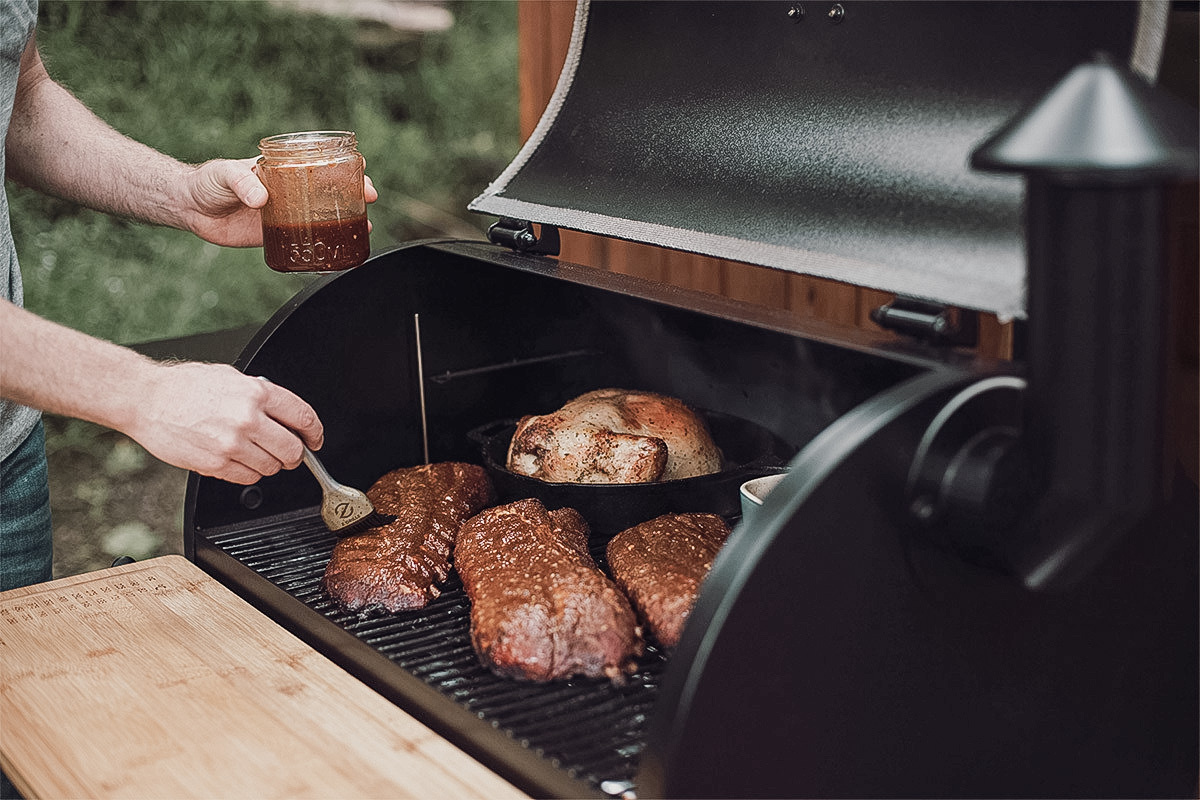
xmin=470 ymin=0 xmax=1163 ymax=320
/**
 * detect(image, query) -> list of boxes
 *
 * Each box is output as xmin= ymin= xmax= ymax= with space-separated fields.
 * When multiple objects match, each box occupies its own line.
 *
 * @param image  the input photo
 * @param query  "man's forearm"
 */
xmin=5 ymin=34 xmax=195 ymax=231
xmin=0 ymin=299 xmax=156 ymax=434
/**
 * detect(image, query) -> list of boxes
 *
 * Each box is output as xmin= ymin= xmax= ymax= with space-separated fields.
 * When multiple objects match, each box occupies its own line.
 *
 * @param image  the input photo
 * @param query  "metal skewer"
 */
xmin=414 ymin=313 xmax=430 ymax=465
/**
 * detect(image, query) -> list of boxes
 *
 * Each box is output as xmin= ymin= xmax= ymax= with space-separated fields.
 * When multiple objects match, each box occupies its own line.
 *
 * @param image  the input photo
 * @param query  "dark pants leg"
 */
xmin=0 ymin=420 xmax=50 ymax=798
xmin=0 ymin=420 xmax=53 ymax=591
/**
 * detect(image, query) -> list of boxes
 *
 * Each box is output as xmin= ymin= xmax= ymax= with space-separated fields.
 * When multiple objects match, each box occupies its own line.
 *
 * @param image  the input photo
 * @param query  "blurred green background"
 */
xmin=7 ymin=0 xmax=519 ymax=577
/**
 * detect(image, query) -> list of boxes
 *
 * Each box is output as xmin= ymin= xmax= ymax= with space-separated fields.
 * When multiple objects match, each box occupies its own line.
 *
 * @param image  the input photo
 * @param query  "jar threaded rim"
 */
xmin=258 ymin=131 xmax=358 ymax=158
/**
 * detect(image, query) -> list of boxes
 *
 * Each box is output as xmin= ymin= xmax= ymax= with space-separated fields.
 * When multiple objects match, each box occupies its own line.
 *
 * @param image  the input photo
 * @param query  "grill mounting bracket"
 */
xmin=488 ymin=217 xmax=561 ymax=255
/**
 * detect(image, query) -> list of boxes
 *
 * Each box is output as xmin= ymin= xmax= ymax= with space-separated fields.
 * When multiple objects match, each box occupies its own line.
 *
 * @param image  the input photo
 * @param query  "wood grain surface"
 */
xmin=0 ymin=556 xmax=527 ymax=800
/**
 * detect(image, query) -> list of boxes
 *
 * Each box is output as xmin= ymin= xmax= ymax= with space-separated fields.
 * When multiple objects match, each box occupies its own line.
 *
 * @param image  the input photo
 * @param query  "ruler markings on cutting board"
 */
xmin=0 ymin=555 xmax=527 ymax=800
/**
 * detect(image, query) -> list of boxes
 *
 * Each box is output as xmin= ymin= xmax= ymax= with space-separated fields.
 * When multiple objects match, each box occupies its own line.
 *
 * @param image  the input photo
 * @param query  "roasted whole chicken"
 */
xmin=506 ymin=388 xmax=722 ymax=484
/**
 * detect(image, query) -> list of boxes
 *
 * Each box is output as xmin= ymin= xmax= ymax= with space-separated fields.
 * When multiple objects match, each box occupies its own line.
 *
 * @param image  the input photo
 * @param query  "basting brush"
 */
xmin=257 ymin=375 xmax=396 ymax=536
xmin=301 ymin=446 xmax=397 ymax=536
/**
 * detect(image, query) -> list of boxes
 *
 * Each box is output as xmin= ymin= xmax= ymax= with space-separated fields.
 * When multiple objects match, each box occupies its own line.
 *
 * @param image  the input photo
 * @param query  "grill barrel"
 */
xmin=186 ymin=239 xmax=1197 ymax=798
xmin=186 ymin=240 xmax=937 ymax=797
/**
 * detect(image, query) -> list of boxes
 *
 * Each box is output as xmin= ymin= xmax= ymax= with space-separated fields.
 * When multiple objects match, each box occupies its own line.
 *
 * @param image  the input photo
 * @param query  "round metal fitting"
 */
xmin=240 ymin=485 xmax=265 ymax=510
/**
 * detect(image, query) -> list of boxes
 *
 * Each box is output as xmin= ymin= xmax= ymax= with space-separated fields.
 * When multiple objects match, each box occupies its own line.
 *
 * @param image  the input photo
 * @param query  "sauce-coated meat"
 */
xmin=322 ymin=462 xmax=494 ymax=613
xmin=456 ymin=499 xmax=644 ymax=682
xmin=606 ymin=513 xmax=730 ymax=650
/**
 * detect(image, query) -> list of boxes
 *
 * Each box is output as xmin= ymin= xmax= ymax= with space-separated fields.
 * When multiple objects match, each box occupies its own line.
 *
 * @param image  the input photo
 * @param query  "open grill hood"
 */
xmin=469 ymin=1 xmax=1165 ymax=320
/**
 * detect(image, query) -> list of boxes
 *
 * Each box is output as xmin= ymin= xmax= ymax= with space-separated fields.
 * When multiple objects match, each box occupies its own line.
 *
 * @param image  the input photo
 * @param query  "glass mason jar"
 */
xmin=256 ymin=131 xmax=370 ymax=272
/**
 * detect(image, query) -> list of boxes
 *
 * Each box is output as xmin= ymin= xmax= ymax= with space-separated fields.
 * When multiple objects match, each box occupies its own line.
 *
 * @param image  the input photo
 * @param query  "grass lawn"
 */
xmin=7 ymin=0 xmax=519 ymax=578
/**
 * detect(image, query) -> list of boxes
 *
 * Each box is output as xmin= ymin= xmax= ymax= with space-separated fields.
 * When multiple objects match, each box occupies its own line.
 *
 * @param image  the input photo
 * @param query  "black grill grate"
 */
xmin=204 ymin=512 xmax=666 ymax=793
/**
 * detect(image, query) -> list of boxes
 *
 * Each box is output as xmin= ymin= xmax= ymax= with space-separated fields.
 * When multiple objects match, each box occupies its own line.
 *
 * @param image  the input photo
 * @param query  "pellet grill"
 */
xmin=184 ymin=2 xmax=1199 ymax=797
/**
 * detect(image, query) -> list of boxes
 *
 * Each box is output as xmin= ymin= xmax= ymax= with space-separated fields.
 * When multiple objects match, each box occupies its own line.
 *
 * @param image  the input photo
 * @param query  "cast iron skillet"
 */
xmin=467 ymin=410 xmax=794 ymax=538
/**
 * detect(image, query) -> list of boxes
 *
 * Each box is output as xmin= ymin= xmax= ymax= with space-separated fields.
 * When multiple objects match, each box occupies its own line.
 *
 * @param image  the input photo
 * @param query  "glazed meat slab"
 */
xmin=606 ymin=513 xmax=731 ymax=650
xmin=323 ymin=462 xmax=494 ymax=613
xmin=456 ymin=498 xmax=644 ymax=682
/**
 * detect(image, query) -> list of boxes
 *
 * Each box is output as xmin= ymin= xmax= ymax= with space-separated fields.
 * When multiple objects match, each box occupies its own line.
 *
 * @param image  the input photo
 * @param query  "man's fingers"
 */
xmin=207 ymin=460 xmax=266 ymax=486
xmin=249 ymin=420 xmax=307 ymax=471
xmin=259 ymin=380 xmax=324 ymax=451
xmin=230 ymin=157 xmax=268 ymax=207
xmin=241 ymin=441 xmax=287 ymax=477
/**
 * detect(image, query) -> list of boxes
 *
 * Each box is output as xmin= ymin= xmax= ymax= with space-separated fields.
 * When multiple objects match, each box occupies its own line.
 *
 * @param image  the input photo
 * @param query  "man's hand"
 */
xmin=129 ymin=362 xmax=325 ymax=485
xmin=1 ymin=302 xmax=326 ymax=485
xmin=182 ymin=157 xmax=379 ymax=248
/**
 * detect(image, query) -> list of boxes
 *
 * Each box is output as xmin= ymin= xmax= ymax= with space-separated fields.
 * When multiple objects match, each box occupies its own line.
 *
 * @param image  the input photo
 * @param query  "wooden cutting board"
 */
xmin=0 ymin=555 xmax=528 ymax=799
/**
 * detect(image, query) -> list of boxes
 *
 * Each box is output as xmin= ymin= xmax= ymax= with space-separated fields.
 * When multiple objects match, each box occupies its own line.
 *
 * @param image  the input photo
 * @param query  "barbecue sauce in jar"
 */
xmin=256 ymin=131 xmax=369 ymax=272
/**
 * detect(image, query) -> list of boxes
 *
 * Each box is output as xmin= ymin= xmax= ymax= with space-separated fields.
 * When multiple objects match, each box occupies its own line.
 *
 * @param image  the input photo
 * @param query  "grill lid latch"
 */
xmin=870 ymin=295 xmax=978 ymax=348
xmin=487 ymin=217 xmax=561 ymax=256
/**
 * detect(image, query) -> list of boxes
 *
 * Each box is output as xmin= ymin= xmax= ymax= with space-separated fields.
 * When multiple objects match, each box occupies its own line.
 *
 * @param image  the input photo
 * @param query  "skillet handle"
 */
xmin=466 ymin=419 xmax=518 ymax=446
xmin=725 ymin=461 xmax=790 ymax=480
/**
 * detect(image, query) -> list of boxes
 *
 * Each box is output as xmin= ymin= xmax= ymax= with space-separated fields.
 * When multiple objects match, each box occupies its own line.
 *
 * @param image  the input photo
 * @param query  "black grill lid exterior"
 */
xmin=470 ymin=1 xmax=1164 ymax=320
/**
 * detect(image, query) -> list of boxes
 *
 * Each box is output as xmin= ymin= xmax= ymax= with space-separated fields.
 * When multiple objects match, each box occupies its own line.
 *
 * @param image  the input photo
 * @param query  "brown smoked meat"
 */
xmin=606 ymin=513 xmax=731 ymax=650
xmin=456 ymin=499 xmax=644 ymax=682
xmin=323 ymin=462 xmax=494 ymax=613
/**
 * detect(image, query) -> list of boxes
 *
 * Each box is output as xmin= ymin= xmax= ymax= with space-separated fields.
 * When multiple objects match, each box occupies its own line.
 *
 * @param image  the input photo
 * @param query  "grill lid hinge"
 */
xmin=487 ymin=217 xmax=561 ymax=256
xmin=870 ymin=296 xmax=979 ymax=348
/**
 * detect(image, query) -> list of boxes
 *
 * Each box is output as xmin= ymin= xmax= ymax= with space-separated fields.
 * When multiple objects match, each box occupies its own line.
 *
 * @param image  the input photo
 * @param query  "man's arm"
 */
xmin=7 ymin=36 xmax=375 ymax=245
xmin=0 ymin=299 xmax=323 ymax=484
xmin=1 ymin=34 xmax=334 ymax=483
xmin=5 ymin=34 xmax=271 ymax=245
